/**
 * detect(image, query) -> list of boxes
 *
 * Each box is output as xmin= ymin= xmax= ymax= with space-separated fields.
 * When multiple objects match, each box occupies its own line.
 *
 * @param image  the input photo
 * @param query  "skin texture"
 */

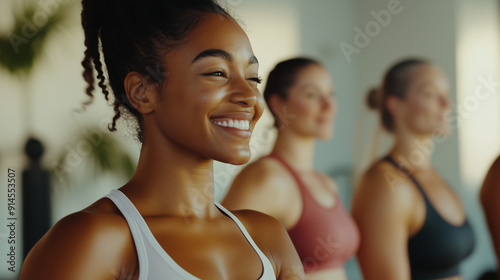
xmin=20 ymin=14 xmax=304 ymax=280
xmin=480 ymin=155 xmax=500 ymax=279
xmin=352 ymin=63 xmax=466 ymax=280
xmin=223 ymin=65 xmax=348 ymax=280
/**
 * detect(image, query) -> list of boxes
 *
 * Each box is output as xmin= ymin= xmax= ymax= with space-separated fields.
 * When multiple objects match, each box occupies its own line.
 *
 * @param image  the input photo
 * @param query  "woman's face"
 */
xmin=398 ymin=64 xmax=451 ymax=136
xmin=280 ymin=65 xmax=336 ymax=139
xmin=150 ymin=14 xmax=264 ymax=165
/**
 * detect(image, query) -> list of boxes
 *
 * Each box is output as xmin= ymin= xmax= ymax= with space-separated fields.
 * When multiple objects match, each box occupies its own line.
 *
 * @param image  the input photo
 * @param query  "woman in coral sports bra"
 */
xmin=20 ymin=1 xmax=304 ymax=279
xmin=223 ymin=58 xmax=360 ymax=280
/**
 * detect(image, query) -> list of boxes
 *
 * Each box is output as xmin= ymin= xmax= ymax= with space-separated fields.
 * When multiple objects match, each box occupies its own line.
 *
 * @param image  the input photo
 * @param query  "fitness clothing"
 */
xmin=268 ymin=154 xmax=360 ymax=273
xmin=105 ymin=189 xmax=276 ymax=280
xmin=383 ymin=156 xmax=475 ymax=280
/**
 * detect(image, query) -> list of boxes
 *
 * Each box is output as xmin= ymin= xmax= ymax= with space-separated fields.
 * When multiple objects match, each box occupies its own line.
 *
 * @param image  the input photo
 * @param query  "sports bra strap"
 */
xmin=267 ymin=154 xmax=304 ymax=185
xmin=382 ymin=156 xmax=428 ymax=198
xmin=268 ymin=153 xmax=334 ymax=196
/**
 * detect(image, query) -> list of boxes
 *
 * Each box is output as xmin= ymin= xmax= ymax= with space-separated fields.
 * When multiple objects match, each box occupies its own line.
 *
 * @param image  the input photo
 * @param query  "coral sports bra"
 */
xmin=383 ymin=156 xmax=475 ymax=280
xmin=268 ymin=154 xmax=360 ymax=273
xmin=106 ymin=190 xmax=276 ymax=280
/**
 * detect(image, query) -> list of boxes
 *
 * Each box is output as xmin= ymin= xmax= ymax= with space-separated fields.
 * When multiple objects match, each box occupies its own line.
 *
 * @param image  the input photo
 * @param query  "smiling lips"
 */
xmin=211 ymin=119 xmax=250 ymax=130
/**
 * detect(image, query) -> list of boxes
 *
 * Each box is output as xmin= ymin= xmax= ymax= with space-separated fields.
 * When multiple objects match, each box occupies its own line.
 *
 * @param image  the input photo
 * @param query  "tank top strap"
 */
xmin=214 ymin=203 xmax=276 ymax=279
xmin=382 ymin=156 xmax=429 ymax=200
xmin=105 ymin=189 xmax=150 ymax=280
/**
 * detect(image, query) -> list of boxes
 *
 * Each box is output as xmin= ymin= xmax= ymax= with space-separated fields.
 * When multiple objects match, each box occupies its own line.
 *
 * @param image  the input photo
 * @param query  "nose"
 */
xmin=321 ymin=94 xmax=335 ymax=112
xmin=229 ymin=76 xmax=260 ymax=108
xmin=440 ymin=95 xmax=450 ymax=109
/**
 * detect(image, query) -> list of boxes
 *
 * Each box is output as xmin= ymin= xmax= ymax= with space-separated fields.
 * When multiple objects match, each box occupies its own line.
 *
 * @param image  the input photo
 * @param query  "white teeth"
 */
xmin=212 ymin=119 xmax=250 ymax=130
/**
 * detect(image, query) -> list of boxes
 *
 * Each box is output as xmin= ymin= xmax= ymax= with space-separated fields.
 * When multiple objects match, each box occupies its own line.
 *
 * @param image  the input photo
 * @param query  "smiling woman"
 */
xmin=18 ymin=1 xmax=303 ymax=280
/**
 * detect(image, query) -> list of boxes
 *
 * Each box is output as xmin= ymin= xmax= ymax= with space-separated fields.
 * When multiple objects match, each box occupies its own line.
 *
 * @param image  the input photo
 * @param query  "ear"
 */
xmin=124 ymin=72 xmax=158 ymax=114
xmin=268 ymin=94 xmax=285 ymax=113
xmin=385 ymin=95 xmax=403 ymax=117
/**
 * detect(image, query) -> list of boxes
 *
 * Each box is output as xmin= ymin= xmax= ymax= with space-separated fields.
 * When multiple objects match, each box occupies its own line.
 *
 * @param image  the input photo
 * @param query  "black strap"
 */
xmin=382 ymin=156 xmax=428 ymax=197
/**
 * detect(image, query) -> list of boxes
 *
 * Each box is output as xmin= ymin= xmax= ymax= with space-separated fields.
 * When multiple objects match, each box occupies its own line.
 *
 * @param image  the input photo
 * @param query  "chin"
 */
xmin=217 ymin=149 xmax=252 ymax=165
xmin=432 ymin=126 xmax=451 ymax=138
xmin=316 ymin=128 xmax=333 ymax=140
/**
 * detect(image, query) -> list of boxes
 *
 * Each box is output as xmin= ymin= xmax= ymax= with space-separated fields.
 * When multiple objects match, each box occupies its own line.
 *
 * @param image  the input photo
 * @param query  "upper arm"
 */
xmin=222 ymin=161 xmax=290 ymax=221
xmin=20 ymin=211 xmax=128 ymax=280
xmin=351 ymin=165 xmax=414 ymax=280
xmin=234 ymin=210 xmax=304 ymax=280
xmin=265 ymin=214 xmax=304 ymax=280
xmin=480 ymin=155 xmax=500 ymax=264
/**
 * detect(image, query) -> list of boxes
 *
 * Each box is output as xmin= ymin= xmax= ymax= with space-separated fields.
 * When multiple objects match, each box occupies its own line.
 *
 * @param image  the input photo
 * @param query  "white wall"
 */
xmin=456 ymin=0 xmax=500 ymax=277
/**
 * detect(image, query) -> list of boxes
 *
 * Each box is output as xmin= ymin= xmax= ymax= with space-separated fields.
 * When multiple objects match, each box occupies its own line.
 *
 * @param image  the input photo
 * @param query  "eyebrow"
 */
xmin=192 ymin=48 xmax=259 ymax=64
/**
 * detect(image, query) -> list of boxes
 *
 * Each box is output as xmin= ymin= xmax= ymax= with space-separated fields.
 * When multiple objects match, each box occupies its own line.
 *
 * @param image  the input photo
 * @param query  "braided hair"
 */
xmin=80 ymin=0 xmax=231 ymax=142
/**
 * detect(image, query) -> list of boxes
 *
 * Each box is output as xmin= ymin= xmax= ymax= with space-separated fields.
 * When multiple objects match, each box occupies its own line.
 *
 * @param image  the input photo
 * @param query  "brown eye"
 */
xmin=203 ymin=71 xmax=227 ymax=78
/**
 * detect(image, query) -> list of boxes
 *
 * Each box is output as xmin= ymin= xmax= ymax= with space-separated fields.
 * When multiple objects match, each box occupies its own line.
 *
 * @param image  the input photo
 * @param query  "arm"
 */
xmin=20 ymin=211 xmax=129 ymax=280
xmin=222 ymin=160 xmax=292 ymax=224
xmin=480 ymin=155 xmax=500 ymax=273
xmin=351 ymin=165 xmax=414 ymax=280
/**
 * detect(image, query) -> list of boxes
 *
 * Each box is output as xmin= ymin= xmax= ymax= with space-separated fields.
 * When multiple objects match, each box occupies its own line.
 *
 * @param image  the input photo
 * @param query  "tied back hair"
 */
xmin=263 ymin=57 xmax=321 ymax=129
xmin=366 ymin=58 xmax=429 ymax=132
xmin=80 ymin=0 xmax=231 ymax=142
xmin=353 ymin=58 xmax=429 ymax=183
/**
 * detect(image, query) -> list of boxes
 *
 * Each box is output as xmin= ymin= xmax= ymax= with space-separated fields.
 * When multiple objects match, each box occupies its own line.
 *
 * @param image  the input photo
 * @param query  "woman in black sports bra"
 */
xmin=352 ymin=59 xmax=475 ymax=280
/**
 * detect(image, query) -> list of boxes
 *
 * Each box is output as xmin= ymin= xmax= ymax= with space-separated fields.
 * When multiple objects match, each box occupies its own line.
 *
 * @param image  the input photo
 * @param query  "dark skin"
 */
xmin=20 ymin=14 xmax=304 ymax=280
xmin=480 ymin=155 xmax=500 ymax=279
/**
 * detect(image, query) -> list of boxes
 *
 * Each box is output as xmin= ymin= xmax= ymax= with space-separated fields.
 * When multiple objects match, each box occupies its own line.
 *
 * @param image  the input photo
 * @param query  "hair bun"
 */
xmin=366 ymin=87 xmax=381 ymax=110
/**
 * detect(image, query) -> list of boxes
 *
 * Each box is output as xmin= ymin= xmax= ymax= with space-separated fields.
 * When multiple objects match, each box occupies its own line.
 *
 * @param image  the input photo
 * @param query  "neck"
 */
xmin=272 ymin=128 xmax=315 ymax=171
xmin=389 ymin=130 xmax=435 ymax=173
xmin=122 ymin=136 xmax=218 ymax=220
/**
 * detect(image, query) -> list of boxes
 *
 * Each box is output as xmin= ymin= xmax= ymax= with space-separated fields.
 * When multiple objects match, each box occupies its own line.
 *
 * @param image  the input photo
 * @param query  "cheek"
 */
xmin=160 ymin=82 xmax=216 ymax=136
xmin=405 ymin=99 xmax=443 ymax=131
xmin=289 ymin=98 xmax=319 ymax=118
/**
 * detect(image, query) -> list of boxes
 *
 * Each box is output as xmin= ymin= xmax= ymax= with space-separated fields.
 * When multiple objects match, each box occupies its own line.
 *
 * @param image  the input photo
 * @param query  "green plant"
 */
xmin=51 ymin=128 xmax=136 ymax=184
xmin=0 ymin=0 xmax=73 ymax=78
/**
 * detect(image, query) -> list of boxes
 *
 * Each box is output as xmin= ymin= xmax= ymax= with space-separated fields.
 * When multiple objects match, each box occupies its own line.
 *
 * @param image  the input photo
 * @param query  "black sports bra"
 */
xmin=383 ymin=156 xmax=475 ymax=280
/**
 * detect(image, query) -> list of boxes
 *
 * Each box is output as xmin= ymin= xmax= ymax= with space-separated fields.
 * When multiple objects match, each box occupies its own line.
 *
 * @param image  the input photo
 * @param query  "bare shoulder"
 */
xmin=357 ymin=161 xmax=414 ymax=197
xmin=20 ymin=198 xmax=134 ymax=280
xmin=353 ymin=161 xmax=416 ymax=217
xmin=230 ymin=209 xmax=304 ymax=279
xmin=231 ymin=209 xmax=287 ymax=243
xmin=481 ymin=155 xmax=500 ymax=202
xmin=232 ymin=157 xmax=294 ymax=191
xmin=222 ymin=157 xmax=296 ymax=211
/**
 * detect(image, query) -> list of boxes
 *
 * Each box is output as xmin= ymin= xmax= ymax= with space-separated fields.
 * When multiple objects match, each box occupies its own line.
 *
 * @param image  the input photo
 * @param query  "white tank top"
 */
xmin=105 ymin=190 xmax=276 ymax=280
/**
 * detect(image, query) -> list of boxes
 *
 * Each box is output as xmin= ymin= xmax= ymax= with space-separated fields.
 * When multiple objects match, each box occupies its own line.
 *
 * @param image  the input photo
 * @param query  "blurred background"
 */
xmin=0 ymin=0 xmax=499 ymax=279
